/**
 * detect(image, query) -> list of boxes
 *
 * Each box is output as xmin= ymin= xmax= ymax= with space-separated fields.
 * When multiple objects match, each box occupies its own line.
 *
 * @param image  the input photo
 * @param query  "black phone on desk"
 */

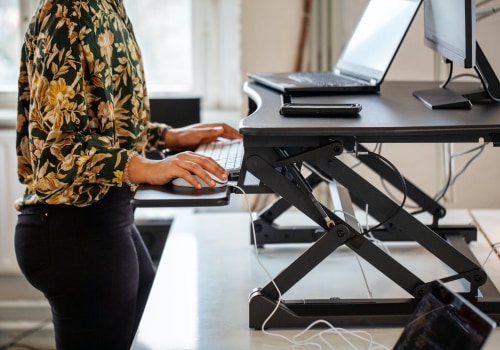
xmin=280 ymin=102 xmax=362 ymax=117
xmin=279 ymin=93 xmax=362 ymax=117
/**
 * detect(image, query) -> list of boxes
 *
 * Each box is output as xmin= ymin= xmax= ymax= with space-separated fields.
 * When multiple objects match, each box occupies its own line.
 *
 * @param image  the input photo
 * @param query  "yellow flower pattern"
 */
xmin=16 ymin=0 xmax=169 ymax=209
xmin=48 ymin=78 xmax=76 ymax=109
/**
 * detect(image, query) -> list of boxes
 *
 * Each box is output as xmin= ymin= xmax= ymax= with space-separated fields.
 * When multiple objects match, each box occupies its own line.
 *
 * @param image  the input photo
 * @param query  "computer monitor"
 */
xmin=414 ymin=0 xmax=500 ymax=109
xmin=424 ymin=0 xmax=475 ymax=69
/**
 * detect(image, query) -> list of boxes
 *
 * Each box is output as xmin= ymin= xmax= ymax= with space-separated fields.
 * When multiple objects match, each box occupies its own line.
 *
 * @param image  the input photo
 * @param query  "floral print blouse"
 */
xmin=16 ymin=0 xmax=168 ymax=210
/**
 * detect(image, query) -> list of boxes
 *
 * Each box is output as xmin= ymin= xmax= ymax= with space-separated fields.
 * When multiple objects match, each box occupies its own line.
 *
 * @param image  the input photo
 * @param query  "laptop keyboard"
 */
xmin=195 ymin=139 xmax=244 ymax=176
xmin=288 ymin=72 xmax=362 ymax=87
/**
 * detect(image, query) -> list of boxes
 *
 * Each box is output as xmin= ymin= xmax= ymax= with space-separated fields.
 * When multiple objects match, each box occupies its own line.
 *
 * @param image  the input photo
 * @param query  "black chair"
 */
xmin=146 ymin=97 xmax=201 ymax=159
xmin=149 ymin=97 xmax=200 ymax=127
xmin=137 ymin=97 xmax=201 ymax=265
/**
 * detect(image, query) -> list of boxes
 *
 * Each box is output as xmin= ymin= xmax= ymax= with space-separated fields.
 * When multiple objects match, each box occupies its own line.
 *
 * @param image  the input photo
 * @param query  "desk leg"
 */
xmin=249 ymin=225 xmax=419 ymax=329
xmin=307 ymin=153 xmax=487 ymax=295
xmin=243 ymin=144 xmax=500 ymax=328
xmin=355 ymin=144 xmax=446 ymax=225
xmin=245 ymin=152 xmax=428 ymax=328
xmin=245 ymin=153 xmax=425 ymax=296
xmin=251 ymin=172 xmax=326 ymax=246
xmin=354 ymin=144 xmax=477 ymax=242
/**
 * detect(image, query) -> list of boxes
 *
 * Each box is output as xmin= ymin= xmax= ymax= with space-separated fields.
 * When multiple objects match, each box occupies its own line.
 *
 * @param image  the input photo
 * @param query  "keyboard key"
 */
xmin=195 ymin=139 xmax=243 ymax=174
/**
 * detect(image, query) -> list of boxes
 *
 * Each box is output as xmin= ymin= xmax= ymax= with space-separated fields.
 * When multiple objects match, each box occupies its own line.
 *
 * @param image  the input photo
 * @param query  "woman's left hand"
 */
xmin=164 ymin=123 xmax=242 ymax=151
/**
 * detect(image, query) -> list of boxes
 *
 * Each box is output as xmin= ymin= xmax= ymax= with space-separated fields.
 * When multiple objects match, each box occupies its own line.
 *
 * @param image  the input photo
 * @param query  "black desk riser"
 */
xmin=238 ymin=81 xmax=500 ymax=329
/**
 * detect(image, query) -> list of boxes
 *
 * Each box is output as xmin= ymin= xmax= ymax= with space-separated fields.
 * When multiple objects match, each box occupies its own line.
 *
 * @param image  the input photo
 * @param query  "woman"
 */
xmin=14 ymin=0 xmax=241 ymax=349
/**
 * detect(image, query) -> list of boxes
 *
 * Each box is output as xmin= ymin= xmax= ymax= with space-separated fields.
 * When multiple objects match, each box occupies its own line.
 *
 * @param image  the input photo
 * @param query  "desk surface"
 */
xmin=241 ymin=81 xmax=500 ymax=144
xmin=132 ymin=210 xmax=500 ymax=350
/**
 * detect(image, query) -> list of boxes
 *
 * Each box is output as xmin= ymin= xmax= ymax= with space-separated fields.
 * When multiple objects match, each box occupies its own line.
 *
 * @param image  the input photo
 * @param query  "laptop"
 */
xmin=393 ymin=280 xmax=496 ymax=350
xmin=249 ymin=0 xmax=422 ymax=94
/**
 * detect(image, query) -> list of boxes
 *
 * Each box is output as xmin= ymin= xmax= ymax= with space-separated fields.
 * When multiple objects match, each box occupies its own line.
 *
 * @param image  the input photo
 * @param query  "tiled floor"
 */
xmin=0 ymin=274 xmax=55 ymax=349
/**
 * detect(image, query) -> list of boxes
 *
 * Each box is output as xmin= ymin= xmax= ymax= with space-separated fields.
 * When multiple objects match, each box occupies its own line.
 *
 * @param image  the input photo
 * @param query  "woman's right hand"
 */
xmin=126 ymin=152 xmax=228 ymax=190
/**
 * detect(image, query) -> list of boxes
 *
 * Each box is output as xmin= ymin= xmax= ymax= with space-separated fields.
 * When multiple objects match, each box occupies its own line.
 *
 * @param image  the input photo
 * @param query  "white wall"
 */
xmin=240 ymin=0 xmax=500 ymax=209
xmin=241 ymin=0 xmax=302 ymax=75
xmin=0 ymin=125 xmax=25 ymax=274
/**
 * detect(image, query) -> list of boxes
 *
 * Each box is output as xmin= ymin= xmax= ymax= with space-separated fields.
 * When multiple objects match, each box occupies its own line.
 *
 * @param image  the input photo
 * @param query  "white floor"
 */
xmin=132 ymin=208 xmax=500 ymax=350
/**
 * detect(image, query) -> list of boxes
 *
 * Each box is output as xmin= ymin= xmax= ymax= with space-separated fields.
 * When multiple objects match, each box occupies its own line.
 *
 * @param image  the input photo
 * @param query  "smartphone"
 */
xmin=279 ymin=102 xmax=362 ymax=117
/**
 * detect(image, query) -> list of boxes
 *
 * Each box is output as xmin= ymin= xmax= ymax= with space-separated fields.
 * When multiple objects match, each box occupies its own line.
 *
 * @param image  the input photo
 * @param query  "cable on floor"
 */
xmin=229 ymin=184 xmax=392 ymax=350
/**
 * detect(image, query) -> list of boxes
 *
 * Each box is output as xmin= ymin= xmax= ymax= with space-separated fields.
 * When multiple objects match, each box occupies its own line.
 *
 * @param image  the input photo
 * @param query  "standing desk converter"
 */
xmin=238 ymin=81 xmax=500 ymax=329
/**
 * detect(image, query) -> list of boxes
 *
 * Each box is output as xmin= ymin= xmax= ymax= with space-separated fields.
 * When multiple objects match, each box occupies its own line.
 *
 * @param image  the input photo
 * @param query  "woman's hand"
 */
xmin=126 ymin=151 xmax=229 ymax=189
xmin=125 ymin=123 xmax=241 ymax=189
xmin=164 ymin=123 xmax=242 ymax=151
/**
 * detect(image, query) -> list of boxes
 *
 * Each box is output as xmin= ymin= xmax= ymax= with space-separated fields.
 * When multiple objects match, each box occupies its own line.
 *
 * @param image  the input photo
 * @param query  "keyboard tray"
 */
xmin=132 ymin=184 xmax=231 ymax=208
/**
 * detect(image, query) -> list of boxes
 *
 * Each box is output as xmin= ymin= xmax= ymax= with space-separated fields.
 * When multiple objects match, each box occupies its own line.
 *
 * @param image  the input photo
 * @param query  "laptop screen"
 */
xmin=336 ymin=0 xmax=421 ymax=82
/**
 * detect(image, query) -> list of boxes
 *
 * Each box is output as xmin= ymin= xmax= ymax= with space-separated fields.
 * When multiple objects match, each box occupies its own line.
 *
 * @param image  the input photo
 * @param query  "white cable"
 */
xmin=229 ymin=184 xmax=324 ymax=348
xmin=291 ymin=319 xmax=391 ymax=350
xmin=333 ymin=207 xmax=391 ymax=256
xmin=333 ymin=208 xmax=374 ymax=299
xmin=363 ymin=203 xmax=392 ymax=256
xmin=353 ymin=253 xmax=373 ymax=300
xmin=466 ymin=209 xmax=500 ymax=268
xmin=229 ymin=184 xmax=391 ymax=350
xmin=434 ymin=142 xmax=488 ymax=202
xmin=333 ymin=208 xmax=393 ymax=299
xmin=483 ymin=242 xmax=500 ymax=266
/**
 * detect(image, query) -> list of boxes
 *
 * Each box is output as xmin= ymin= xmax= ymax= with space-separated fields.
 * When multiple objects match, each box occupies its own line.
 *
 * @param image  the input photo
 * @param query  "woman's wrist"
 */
xmin=163 ymin=127 xmax=179 ymax=150
xmin=161 ymin=125 xmax=173 ymax=148
xmin=123 ymin=151 xmax=140 ymax=190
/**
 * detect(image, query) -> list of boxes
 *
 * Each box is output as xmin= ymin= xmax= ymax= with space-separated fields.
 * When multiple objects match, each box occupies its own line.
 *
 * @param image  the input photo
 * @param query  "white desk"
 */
xmin=132 ymin=210 xmax=500 ymax=350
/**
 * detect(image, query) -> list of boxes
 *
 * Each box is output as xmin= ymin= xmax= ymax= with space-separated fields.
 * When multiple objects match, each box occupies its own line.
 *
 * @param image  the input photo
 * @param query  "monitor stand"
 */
xmin=414 ymin=42 xmax=500 ymax=110
xmin=413 ymin=87 xmax=472 ymax=109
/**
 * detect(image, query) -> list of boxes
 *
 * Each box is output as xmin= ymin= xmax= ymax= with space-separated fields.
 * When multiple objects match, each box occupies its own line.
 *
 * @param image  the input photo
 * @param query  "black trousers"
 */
xmin=14 ymin=187 xmax=155 ymax=350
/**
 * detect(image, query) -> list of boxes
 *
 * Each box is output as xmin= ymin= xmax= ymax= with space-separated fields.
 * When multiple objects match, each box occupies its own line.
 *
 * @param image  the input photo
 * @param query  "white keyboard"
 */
xmin=195 ymin=139 xmax=243 ymax=177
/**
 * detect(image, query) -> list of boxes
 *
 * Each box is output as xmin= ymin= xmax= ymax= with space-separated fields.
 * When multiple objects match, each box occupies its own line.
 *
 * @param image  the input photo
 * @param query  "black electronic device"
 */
xmin=424 ymin=0 xmax=476 ymax=69
xmin=414 ymin=0 xmax=500 ymax=109
xmin=280 ymin=103 xmax=362 ymax=117
xmin=394 ymin=280 xmax=496 ymax=350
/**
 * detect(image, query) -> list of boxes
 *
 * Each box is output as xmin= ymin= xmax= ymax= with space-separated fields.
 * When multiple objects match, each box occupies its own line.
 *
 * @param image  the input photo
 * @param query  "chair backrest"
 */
xmin=149 ymin=97 xmax=201 ymax=128
xmin=146 ymin=97 xmax=201 ymax=159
